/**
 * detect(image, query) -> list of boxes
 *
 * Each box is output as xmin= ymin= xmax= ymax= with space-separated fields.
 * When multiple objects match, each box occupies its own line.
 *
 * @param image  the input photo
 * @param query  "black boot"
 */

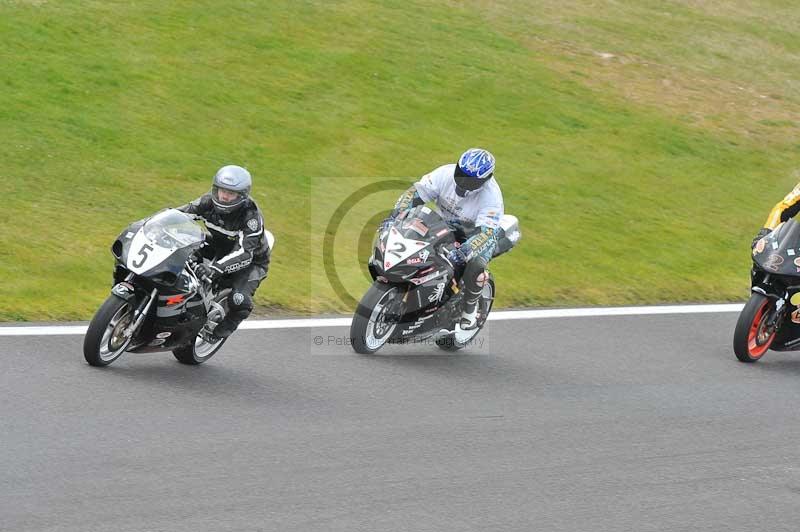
xmin=211 ymin=320 xmax=237 ymax=340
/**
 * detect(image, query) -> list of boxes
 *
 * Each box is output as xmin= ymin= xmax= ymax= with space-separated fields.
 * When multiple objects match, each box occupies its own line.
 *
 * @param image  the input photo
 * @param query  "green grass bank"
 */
xmin=2 ymin=0 xmax=799 ymax=320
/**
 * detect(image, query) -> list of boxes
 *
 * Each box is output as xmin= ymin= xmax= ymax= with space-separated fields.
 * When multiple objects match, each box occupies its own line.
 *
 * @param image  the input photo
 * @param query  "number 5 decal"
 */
xmin=132 ymin=243 xmax=154 ymax=268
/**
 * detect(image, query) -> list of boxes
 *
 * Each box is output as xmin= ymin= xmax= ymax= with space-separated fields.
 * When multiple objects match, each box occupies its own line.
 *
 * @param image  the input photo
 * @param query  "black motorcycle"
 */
xmin=83 ymin=209 xmax=263 ymax=367
xmin=734 ymin=219 xmax=800 ymax=362
xmin=350 ymin=205 xmax=520 ymax=354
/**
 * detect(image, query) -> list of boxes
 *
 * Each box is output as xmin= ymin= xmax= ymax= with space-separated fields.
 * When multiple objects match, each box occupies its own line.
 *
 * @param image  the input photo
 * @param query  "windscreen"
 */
xmin=396 ymin=206 xmax=451 ymax=242
xmin=143 ymin=209 xmax=205 ymax=249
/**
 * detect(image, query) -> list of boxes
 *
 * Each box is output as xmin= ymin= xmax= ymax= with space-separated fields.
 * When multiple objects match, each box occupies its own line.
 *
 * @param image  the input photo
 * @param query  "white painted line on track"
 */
xmin=489 ymin=303 xmax=744 ymax=320
xmin=0 ymin=304 xmax=745 ymax=337
xmin=240 ymin=318 xmax=353 ymax=330
xmin=0 ymin=326 xmax=89 ymax=337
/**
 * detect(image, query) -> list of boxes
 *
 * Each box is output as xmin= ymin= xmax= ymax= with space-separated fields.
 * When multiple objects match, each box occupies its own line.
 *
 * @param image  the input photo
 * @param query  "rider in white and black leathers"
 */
xmin=177 ymin=165 xmax=271 ymax=340
xmin=385 ymin=148 xmax=504 ymax=330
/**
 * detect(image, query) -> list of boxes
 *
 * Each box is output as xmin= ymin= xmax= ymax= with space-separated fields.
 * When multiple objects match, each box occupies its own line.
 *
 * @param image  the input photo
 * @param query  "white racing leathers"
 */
xmin=393 ymin=163 xmax=505 ymax=319
xmin=396 ymin=164 xmax=505 ymax=258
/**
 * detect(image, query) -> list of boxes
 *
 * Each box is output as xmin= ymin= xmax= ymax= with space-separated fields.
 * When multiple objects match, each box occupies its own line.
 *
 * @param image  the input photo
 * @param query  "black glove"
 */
xmin=194 ymin=262 xmax=219 ymax=282
xmin=752 ymin=227 xmax=771 ymax=249
xmin=447 ymin=246 xmax=467 ymax=266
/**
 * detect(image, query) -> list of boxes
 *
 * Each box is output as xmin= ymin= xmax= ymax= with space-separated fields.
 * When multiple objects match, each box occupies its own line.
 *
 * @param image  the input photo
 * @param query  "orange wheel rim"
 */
xmin=747 ymin=300 xmax=776 ymax=358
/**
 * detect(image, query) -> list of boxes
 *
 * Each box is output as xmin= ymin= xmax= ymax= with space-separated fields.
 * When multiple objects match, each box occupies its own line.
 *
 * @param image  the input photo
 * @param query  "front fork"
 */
xmin=383 ymin=287 xmax=407 ymax=324
xmin=111 ymin=275 xmax=157 ymax=340
xmin=751 ymin=272 xmax=787 ymax=333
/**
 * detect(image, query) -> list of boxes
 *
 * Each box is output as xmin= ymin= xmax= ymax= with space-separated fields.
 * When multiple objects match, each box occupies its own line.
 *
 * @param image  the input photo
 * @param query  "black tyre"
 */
xmin=350 ymin=282 xmax=401 ymax=354
xmin=733 ymin=292 xmax=778 ymax=363
xmin=172 ymin=335 xmax=227 ymax=365
xmin=172 ymin=290 xmax=230 ymax=365
xmin=434 ymin=335 xmax=462 ymax=351
xmin=436 ymin=276 xmax=495 ymax=351
xmin=83 ymin=294 xmax=136 ymax=367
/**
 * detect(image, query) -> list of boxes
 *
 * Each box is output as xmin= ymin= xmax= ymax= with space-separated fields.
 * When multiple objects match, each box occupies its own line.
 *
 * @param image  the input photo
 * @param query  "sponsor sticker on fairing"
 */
xmin=410 ymin=270 xmax=445 ymax=285
xmin=406 ymin=219 xmax=428 ymax=237
xmin=428 ymin=282 xmax=445 ymax=303
xmin=765 ymin=254 xmax=785 ymax=271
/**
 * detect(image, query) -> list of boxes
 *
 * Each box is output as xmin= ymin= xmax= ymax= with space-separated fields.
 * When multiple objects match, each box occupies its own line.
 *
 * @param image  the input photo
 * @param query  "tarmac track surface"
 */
xmin=2 ymin=312 xmax=800 ymax=532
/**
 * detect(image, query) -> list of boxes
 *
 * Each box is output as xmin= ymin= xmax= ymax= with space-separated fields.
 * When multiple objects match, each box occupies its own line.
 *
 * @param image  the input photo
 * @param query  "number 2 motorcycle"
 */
xmin=350 ymin=205 xmax=521 ymax=354
xmin=83 ymin=209 xmax=274 ymax=367
xmin=734 ymin=219 xmax=800 ymax=362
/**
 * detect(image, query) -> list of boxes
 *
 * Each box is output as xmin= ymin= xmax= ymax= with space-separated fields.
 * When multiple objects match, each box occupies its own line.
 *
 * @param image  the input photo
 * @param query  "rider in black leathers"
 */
xmin=178 ymin=165 xmax=271 ymax=339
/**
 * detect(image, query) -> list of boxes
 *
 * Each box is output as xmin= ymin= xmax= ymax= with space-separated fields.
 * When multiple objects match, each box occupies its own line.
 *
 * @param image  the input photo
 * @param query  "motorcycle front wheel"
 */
xmin=350 ymin=282 xmax=401 ymax=354
xmin=733 ymin=292 xmax=778 ymax=363
xmin=83 ymin=294 xmax=136 ymax=367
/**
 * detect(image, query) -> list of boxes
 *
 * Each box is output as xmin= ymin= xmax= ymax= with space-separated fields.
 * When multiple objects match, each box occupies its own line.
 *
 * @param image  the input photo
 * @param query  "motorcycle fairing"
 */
xmin=752 ymin=220 xmax=800 ymax=277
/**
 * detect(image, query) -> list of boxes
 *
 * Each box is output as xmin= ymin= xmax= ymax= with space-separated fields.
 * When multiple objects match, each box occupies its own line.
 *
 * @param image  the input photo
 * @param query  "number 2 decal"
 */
xmin=132 ymin=243 xmax=154 ymax=268
xmin=387 ymin=241 xmax=407 ymax=258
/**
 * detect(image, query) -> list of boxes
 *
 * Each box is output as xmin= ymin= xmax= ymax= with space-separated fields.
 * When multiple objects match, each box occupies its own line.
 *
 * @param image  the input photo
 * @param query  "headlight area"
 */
xmin=111 ymin=240 xmax=123 ymax=260
xmin=150 ymin=272 xmax=178 ymax=286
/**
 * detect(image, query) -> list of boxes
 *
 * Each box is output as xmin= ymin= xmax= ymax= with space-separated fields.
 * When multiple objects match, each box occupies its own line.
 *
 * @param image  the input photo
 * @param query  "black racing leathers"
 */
xmin=178 ymin=194 xmax=270 ymax=274
xmin=177 ymin=194 xmax=271 ymax=334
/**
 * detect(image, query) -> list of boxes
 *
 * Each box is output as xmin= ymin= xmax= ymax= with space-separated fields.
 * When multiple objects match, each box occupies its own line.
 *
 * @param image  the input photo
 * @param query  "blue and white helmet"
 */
xmin=454 ymin=148 xmax=495 ymax=196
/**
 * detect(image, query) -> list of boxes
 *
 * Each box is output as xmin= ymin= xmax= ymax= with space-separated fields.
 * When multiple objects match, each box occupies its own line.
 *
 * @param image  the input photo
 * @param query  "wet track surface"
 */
xmin=3 ymin=313 xmax=800 ymax=531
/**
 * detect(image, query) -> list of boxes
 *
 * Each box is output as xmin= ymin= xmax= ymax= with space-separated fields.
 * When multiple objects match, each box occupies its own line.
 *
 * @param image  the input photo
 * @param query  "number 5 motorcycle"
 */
xmin=734 ymin=219 xmax=800 ymax=362
xmin=350 ymin=205 xmax=520 ymax=354
xmin=83 ymin=209 xmax=274 ymax=367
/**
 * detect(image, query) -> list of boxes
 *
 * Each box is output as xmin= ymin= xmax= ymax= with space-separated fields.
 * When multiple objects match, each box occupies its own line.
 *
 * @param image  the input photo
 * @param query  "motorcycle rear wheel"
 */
xmin=172 ymin=335 xmax=227 ymax=365
xmin=172 ymin=293 xmax=229 ymax=365
xmin=436 ymin=276 xmax=495 ymax=351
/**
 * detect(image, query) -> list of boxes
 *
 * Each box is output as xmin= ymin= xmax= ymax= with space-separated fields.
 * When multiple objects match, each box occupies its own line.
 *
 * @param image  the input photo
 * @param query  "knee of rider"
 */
xmin=229 ymin=291 xmax=253 ymax=311
xmin=466 ymin=254 xmax=488 ymax=273
xmin=464 ymin=257 xmax=489 ymax=285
